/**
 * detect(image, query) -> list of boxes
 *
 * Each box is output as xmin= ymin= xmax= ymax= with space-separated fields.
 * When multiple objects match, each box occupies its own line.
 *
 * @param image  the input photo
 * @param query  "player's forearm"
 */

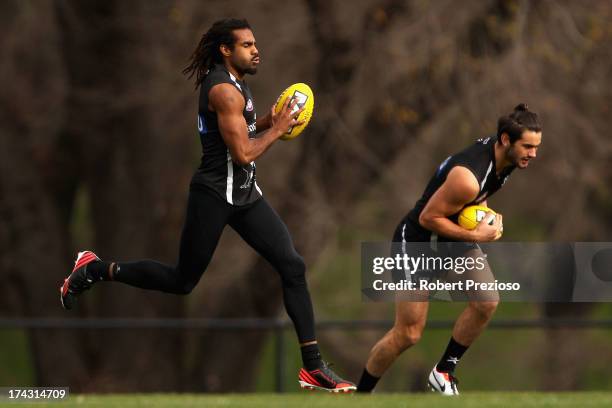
xmin=420 ymin=216 xmax=478 ymax=242
xmin=233 ymin=127 xmax=283 ymax=165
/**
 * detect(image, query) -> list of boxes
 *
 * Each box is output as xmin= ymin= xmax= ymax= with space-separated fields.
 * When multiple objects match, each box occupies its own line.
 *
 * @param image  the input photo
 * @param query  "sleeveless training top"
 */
xmin=403 ymin=135 xmax=515 ymax=241
xmin=190 ymin=64 xmax=262 ymax=205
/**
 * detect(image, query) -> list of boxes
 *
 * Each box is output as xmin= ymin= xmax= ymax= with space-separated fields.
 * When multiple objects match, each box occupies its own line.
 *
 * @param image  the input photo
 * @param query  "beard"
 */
xmin=506 ymin=147 xmax=520 ymax=166
xmin=506 ymin=146 xmax=529 ymax=169
xmin=233 ymin=58 xmax=258 ymax=76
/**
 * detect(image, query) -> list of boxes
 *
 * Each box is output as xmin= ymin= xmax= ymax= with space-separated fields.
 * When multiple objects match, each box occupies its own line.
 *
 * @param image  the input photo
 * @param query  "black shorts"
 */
xmin=390 ymin=217 xmax=480 ymax=286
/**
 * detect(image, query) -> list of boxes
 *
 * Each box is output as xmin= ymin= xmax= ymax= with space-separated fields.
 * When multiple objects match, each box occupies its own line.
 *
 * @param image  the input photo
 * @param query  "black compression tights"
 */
xmin=113 ymin=187 xmax=316 ymax=343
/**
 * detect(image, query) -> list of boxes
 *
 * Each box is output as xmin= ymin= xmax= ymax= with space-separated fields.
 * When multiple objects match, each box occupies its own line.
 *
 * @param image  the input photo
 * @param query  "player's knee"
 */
xmin=280 ymin=253 xmax=306 ymax=288
xmin=470 ymin=300 xmax=498 ymax=319
xmin=392 ymin=325 xmax=423 ymax=350
xmin=176 ymin=285 xmax=194 ymax=295
xmin=173 ymin=277 xmax=197 ymax=295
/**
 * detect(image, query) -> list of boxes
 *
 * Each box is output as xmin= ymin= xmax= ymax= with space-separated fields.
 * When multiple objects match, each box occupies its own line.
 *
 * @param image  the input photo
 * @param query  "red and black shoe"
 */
xmin=298 ymin=362 xmax=356 ymax=393
xmin=60 ymin=251 xmax=101 ymax=310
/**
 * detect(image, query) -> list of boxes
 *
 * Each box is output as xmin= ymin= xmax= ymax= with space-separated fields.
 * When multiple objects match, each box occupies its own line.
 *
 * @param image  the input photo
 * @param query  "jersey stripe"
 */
xmin=226 ymin=150 xmax=234 ymax=204
xmin=480 ymin=161 xmax=493 ymax=191
xmin=228 ymin=72 xmax=242 ymax=91
xmin=400 ymin=223 xmax=409 ymax=282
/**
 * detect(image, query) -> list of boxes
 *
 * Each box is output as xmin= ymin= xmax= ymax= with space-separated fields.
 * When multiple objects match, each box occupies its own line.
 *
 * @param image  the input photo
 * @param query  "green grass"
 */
xmin=3 ymin=393 xmax=612 ymax=408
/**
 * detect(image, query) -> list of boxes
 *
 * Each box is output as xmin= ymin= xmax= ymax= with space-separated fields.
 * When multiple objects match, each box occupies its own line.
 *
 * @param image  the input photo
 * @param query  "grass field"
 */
xmin=3 ymin=393 xmax=612 ymax=408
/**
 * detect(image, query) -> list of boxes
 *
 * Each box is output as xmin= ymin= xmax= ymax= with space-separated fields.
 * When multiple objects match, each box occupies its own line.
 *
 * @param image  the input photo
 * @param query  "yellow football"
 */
xmin=274 ymin=83 xmax=314 ymax=140
xmin=458 ymin=205 xmax=497 ymax=230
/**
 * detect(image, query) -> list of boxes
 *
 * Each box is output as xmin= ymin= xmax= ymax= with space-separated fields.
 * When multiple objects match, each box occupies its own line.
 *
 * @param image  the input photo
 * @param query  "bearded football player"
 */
xmin=358 ymin=104 xmax=542 ymax=395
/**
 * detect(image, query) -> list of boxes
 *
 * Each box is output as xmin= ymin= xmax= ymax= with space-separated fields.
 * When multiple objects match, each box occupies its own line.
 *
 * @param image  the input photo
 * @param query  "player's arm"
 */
xmin=419 ymin=166 xmax=502 ymax=242
xmin=209 ymin=84 xmax=302 ymax=165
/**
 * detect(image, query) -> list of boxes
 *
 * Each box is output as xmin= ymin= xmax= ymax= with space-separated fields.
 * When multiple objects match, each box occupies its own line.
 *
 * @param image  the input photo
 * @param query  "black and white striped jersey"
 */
xmin=190 ymin=64 xmax=262 ymax=206
xmin=403 ymin=135 xmax=515 ymax=241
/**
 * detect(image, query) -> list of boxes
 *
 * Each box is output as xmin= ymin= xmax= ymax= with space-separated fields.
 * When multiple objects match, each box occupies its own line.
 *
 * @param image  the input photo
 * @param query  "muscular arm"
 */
xmin=209 ymin=83 xmax=283 ymax=165
xmin=419 ymin=166 xmax=500 ymax=242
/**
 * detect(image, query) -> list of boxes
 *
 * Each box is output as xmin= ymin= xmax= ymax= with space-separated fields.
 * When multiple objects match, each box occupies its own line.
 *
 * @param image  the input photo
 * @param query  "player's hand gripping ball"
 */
xmin=274 ymin=83 xmax=314 ymax=140
xmin=458 ymin=205 xmax=498 ymax=231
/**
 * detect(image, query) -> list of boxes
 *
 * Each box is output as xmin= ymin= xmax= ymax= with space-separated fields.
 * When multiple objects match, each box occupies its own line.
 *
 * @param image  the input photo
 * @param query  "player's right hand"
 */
xmin=270 ymin=97 xmax=304 ymax=137
xmin=473 ymin=212 xmax=503 ymax=242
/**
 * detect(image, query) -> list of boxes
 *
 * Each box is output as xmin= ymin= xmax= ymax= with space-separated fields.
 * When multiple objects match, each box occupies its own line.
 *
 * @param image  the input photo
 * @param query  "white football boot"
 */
xmin=428 ymin=366 xmax=459 ymax=395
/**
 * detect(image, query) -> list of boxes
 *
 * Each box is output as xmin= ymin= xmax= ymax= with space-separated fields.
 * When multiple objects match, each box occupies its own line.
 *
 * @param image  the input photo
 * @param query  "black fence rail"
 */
xmin=3 ymin=318 xmax=612 ymax=330
xmin=2 ymin=318 xmax=612 ymax=392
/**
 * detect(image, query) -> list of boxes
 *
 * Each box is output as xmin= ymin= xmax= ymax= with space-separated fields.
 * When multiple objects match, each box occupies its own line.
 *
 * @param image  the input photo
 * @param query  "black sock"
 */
xmin=301 ymin=343 xmax=323 ymax=370
xmin=87 ymin=261 xmax=113 ymax=281
xmin=436 ymin=337 xmax=469 ymax=373
xmin=357 ymin=368 xmax=380 ymax=393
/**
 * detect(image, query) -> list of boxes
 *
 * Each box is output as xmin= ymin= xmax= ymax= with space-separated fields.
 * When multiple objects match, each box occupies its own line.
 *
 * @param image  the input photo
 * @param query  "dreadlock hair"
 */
xmin=497 ymin=103 xmax=542 ymax=144
xmin=183 ymin=18 xmax=251 ymax=89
